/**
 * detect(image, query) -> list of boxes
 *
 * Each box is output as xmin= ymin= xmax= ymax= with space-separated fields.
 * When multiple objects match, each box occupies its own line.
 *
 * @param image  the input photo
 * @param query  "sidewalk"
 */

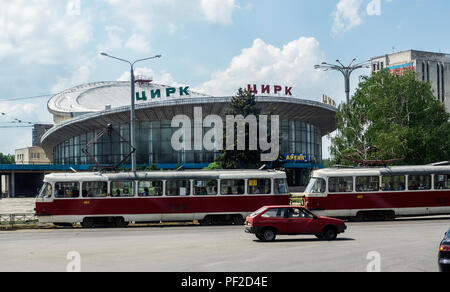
xmin=0 ymin=198 xmax=36 ymax=214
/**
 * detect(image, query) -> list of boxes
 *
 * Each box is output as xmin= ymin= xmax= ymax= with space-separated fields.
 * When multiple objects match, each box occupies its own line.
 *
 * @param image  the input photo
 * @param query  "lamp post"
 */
xmin=314 ymin=59 xmax=369 ymax=104
xmin=100 ymin=53 xmax=162 ymax=172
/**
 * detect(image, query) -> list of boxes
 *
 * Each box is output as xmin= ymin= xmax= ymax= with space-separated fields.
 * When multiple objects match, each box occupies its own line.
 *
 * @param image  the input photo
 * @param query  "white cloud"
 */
xmin=331 ymin=0 xmax=364 ymax=36
xmin=200 ymin=0 xmax=237 ymax=25
xmin=117 ymin=67 xmax=187 ymax=88
xmin=0 ymin=0 xmax=93 ymax=64
xmin=104 ymin=0 xmax=238 ymax=35
xmin=194 ymin=37 xmax=342 ymax=101
xmin=125 ymin=33 xmax=151 ymax=54
xmin=52 ymin=64 xmax=92 ymax=93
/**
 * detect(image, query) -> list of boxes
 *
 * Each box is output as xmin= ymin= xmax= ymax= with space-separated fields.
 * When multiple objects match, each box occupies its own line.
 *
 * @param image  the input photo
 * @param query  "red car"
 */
xmin=245 ymin=206 xmax=347 ymax=241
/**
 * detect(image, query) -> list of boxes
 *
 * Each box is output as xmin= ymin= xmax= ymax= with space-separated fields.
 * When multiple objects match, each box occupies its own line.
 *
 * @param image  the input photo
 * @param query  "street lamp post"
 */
xmin=314 ymin=59 xmax=369 ymax=104
xmin=100 ymin=53 xmax=162 ymax=172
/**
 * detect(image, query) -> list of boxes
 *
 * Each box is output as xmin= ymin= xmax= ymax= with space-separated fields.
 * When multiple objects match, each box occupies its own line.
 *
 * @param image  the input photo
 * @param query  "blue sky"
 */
xmin=0 ymin=0 xmax=449 ymax=156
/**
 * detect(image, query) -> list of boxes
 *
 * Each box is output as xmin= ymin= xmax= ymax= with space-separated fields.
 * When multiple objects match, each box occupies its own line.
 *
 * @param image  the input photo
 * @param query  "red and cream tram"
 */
xmin=35 ymin=170 xmax=290 ymax=227
xmin=304 ymin=164 xmax=450 ymax=221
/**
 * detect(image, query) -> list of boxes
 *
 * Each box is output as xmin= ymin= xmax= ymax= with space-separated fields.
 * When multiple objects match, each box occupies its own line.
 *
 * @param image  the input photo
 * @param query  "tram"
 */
xmin=35 ymin=170 xmax=290 ymax=227
xmin=303 ymin=164 xmax=450 ymax=220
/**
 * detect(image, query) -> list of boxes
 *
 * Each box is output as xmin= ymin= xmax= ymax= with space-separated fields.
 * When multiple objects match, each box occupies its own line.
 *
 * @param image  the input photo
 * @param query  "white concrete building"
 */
xmin=371 ymin=50 xmax=450 ymax=112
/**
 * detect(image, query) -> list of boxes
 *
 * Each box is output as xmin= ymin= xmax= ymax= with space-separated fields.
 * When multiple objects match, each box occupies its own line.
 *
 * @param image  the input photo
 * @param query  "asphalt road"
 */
xmin=0 ymin=217 xmax=449 ymax=272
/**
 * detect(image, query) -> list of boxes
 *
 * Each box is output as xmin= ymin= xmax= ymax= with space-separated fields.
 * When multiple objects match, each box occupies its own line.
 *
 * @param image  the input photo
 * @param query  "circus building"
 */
xmin=41 ymin=80 xmax=337 ymax=189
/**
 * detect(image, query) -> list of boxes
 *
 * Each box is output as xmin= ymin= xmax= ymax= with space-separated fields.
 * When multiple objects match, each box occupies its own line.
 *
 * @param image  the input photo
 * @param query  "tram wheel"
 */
xmin=114 ymin=217 xmax=129 ymax=228
xmin=81 ymin=218 xmax=95 ymax=228
xmin=233 ymin=215 xmax=245 ymax=225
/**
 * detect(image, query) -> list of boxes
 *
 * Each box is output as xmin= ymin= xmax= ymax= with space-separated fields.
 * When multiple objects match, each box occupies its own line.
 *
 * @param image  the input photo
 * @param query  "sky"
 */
xmin=0 ymin=0 xmax=449 ymax=158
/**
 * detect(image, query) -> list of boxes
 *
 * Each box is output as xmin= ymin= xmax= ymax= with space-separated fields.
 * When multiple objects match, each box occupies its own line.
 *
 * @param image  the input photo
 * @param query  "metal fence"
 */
xmin=0 ymin=213 xmax=38 ymax=226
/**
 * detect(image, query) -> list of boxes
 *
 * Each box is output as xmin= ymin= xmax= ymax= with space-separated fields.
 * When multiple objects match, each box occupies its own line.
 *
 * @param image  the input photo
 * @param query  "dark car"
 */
xmin=439 ymin=229 xmax=450 ymax=272
xmin=245 ymin=205 xmax=347 ymax=241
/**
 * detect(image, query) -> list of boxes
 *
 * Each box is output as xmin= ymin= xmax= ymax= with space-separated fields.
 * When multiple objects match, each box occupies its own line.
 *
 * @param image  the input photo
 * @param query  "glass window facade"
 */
xmin=52 ymin=119 xmax=323 ymax=166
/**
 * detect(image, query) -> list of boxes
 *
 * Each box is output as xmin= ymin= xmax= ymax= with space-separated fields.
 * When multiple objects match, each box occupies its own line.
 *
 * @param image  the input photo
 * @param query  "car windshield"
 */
xmin=249 ymin=207 xmax=267 ymax=217
xmin=446 ymin=231 xmax=450 ymax=241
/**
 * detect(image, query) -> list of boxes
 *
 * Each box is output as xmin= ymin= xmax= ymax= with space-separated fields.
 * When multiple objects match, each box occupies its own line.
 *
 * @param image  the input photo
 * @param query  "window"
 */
xmin=381 ymin=176 xmax=405 ymax=191
xmin=305 ymin=178 xmax=326 ymax=194
xmin=435 ymin=174 xmax=450 ymax=190
xmin=166 ymin=180 xmax=191 ymax=196
xmin=287 ymin=207 xmax=313 ymax=219
xmin=82 ymin=182 xmax=107 ymax=198
xmin=274 ymin=179 xmax=289 ymax=194
xmin=248 ymin=179 xmax=271 ymax=195
xmin=55 ymin=182 xmax=80 ymax=198
xmin=356 ymin=176 xmax=380 ymax=192
xmin=38 ymin=183 xmax=52 ymax=198
xmin=261 ymin=208 xmax=285 ymax=218
xmin=328 ymin=177 xmax=353 ymax=193
xmin=138 ymin=180 xmax=163 ymax=197
xmin=193 ymin=180 xmax=218 ymax=196
xmin=111 ymin=181 xmax=135 ymax=197
xmin=408 ymin=175 xmax=431 ymax=190
xmin=220 ymin=179 xmax=245 ymax=195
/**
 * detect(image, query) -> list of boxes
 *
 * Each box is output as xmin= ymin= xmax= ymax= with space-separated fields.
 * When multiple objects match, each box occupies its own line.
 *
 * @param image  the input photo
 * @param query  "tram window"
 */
xmin=111 ymin=181 xmax=135 ymax=197
xmin=138 ymin=181 xmax=163 ymax=197
xmin=381 ymin=176 xmax=405 ymax=191
xmin=193 ymin=180 xmax=218 ymax=196
xmin=407 ymin=175 xmax=431 ymax=190
xmin=435 ymin=174 xmax=450 ymax=190
xmin=274 ymin=179 xmax=289 ymax=194
xmin=166 ymin=180 xmax=191 ymax=196
xmin=55 ymin=182 xmax=80 ymax=198
xmin=221 ymin=179 xmax=245 ymax=195
xmin=356 ymin=176 xmax=380 ymax=192
xmin=248 ymin=179 xmax=271 ymax=195
xmin=305 ymin=178 xmax=326 ymax=194
xmin=82 ymin=182 xmax=107 ymax=198
xmin=328 ymin=177 xmax=353 ymax=193
xmin=38 ymin=183 xmax=52 ymax=198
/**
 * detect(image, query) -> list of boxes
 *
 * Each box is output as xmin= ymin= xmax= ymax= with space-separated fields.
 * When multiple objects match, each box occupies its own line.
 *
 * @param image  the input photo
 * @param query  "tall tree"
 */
xmin=216 ymin=89 xmax=284 ymax=169
xmin=331 ymin=69 xmax=450 ymax=166
xmin=216 ymin=88 xmax=261 ymax=169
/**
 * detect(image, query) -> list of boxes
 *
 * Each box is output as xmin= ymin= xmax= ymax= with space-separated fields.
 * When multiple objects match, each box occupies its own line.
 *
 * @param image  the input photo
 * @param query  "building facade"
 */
xmin=32 ymin=124 xmax=53 ymax=147
xmin=371 ymin=50 xmax=450 ymax=112
xmin=41 ymin=82 xmax=337 ymax=188
xmin=15 ymin=147 xmax=51 ymax=165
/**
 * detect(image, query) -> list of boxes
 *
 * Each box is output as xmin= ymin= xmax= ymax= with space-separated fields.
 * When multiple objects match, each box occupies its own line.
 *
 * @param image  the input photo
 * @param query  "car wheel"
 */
xmin=322 ymin=227 xmax=338 ymax=241
xmin=261 ymin=228 xmax=277 ymax=242
xmin=255 ymin=233 xmax=264 ymax=241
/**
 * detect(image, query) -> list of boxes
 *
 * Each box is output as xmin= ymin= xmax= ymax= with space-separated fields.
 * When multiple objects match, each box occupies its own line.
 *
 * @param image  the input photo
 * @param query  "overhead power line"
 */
xmin=0 ymin=94 xmax=54 ymax=102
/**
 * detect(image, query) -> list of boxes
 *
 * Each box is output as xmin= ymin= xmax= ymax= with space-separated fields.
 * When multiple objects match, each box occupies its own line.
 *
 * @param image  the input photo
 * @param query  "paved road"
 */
xmin=0 ymin=218 xmax=449 ymax=272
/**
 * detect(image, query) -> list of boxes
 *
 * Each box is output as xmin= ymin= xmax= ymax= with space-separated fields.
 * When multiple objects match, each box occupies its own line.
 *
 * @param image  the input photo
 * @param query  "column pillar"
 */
xmin=10 ymin=172 xmax=15 ymax=198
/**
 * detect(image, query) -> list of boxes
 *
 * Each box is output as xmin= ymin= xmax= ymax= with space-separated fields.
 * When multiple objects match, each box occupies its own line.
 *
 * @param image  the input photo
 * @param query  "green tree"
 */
xmin=216 ymin=88 xmax=261 ymax=169
xmin=0 ymin=153 xmax=15 ymax=164
xmin=331 ymin=69 xmax=450 ymax=166
xmin=215 ymin=89 xmax=284 ymax=169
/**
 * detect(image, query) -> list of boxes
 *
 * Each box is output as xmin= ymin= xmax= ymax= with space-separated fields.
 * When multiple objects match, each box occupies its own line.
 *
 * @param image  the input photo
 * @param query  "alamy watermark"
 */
xmin=66 ymin=251 xmax=81 ymax=272
xmin=66 ymin=0 xmax=81 ymax=16
xmin=366 ymin=251 xmax=381 ymax=272
xmin=171 ymin=107 xmax=280 ymax=162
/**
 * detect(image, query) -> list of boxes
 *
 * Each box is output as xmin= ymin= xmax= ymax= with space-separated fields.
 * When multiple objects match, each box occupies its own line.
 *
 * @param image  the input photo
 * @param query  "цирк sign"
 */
xmin=136 ymin=86 xmax=190 ymax=101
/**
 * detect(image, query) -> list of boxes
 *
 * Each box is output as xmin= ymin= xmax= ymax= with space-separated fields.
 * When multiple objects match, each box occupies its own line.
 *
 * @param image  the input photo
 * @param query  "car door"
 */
xmin=284 ymin=207 xmax=315 ymax=234
xmin=259 ymin=208 xmax=289 ymax=233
